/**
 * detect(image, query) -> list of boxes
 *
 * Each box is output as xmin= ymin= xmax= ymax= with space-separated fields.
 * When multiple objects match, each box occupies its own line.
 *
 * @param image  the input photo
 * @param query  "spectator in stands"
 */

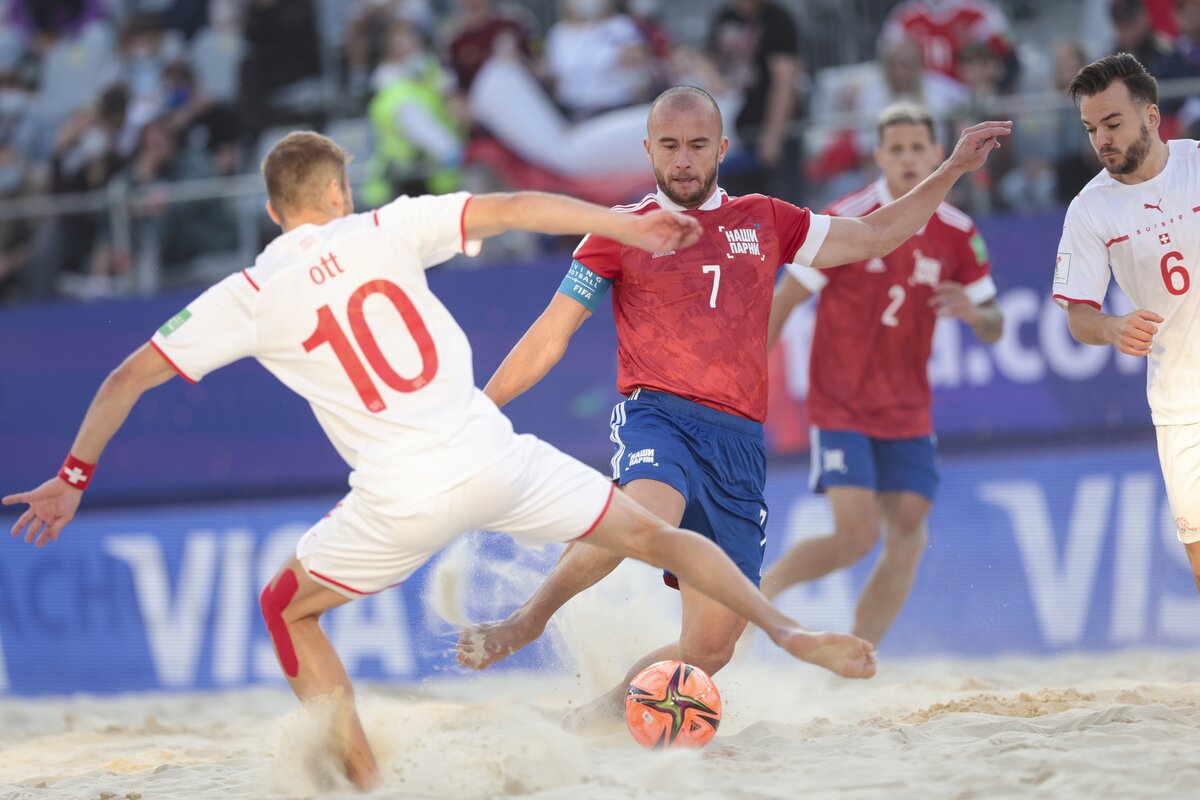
xmin=624 ymin=0 xmax=674 ymax=95
xmin=147 ymin=0 xmax=211 ymax=40
xmin=543 ymin=0 xmax=651 ymax=121
xmin=116 ymin=14 xmax=184 ymax=145
xmin=128 ymin=117 xmax=237 ymax=277
xmin=0 ymin=59 xmax=40 ymax=301
xmin=39 ymin=85 xmax=130 ymax=298
xmin=708 ymin=0 xmax=804 ymax=202
xmin=7 ymin=0 xmax=105 ymax=54
xmin=856 ymin=36 xmax=969 ymax=151
xmin=1048 ymin=39 xmax=1100 ymax=202
xmin=158 ymin=60 xmax=240 ymax=176
xmin=364 ymin=18 xmax=463 ymax=205
xmin=1174 ymin=0 xmax=1200 ymax=65
xmin=952 ymin=42 xmax=1012 ymax=212
xmin=1110 ymin=0 xmax=1194 ymax=112
xmin=446 ymin=0 xmax=534 ymax=97
xmin=0 ymin=51 xmax=45 ymax=177
xmin=882 ymin=0 xmax=1019 ymax=92
xmin=346 ymin=0 xmax=437 ymax=100
xmin=808 ymin=35 xmax=968 ymax=206
xmin=238 ymin=0 xmax=322 ymax=136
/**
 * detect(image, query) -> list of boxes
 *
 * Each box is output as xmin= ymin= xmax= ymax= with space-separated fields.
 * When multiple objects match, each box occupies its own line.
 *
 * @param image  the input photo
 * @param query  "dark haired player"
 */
xmin=1052 ymin=53 xmax=1200 ymax=589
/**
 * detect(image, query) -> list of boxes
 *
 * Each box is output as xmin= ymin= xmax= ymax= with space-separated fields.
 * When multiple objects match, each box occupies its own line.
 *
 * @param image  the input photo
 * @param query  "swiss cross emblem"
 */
xmin=1159 ymin=233 xmax=1172 ymax=245
xmin=62 ymin=467 xmax=87 ymax=484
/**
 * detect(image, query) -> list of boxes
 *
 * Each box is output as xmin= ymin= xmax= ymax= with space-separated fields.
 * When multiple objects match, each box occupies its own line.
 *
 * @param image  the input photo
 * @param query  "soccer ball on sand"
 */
xmin=624 ymin=660 xmax=722 ymax=749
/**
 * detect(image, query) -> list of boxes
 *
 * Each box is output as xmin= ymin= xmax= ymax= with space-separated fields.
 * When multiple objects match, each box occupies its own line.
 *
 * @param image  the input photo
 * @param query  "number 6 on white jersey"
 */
xmin=702 ymin=264 xmax=721 ymax=308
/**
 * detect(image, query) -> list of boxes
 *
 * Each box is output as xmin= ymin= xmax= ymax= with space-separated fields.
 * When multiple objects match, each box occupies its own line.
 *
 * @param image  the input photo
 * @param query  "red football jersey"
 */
xmin=883 ymin=0 xmax=1012 ymax=81
xmin=792 ymin=179 xmax=995 ymax=439
xmin=573 ymin=189 xmax=829 ymax=422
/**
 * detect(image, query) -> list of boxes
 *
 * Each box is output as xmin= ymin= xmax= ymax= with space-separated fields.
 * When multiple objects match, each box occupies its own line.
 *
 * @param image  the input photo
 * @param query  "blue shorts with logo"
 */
xmin=809 ymin=427 xmax=939 ymax=499
xmin=609 ymin=389 xmax=767 ymax=588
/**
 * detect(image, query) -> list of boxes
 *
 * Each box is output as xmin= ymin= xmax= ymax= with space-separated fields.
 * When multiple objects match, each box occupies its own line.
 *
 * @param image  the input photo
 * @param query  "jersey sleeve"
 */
xmin=374 ymin=191 xmax=478 ymax=270
xmin=571 ymin=230 xmax=624 ymax=280
xmin=955 ymin=222 xmax=997 ymax=305
xmin=773 ymin=198 xmax=831 ymax=267
xmin=784 ymin=263 xmax=828 ymax=293
xmin=150 ymin=272 xmax=256 ymax=382
xmin=1052 ymin=196 xmax=1110 ymax=309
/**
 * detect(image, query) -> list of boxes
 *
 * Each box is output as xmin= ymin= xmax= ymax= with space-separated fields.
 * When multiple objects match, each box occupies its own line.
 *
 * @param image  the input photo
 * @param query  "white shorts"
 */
xmin=1156 ymin=422 xmax=1200 ymax=544
xmin=295 ymin=433 xmax=615 ymax=597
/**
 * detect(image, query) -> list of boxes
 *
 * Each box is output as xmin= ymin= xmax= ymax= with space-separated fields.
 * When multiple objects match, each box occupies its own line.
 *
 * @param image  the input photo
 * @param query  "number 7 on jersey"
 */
xmin=702 ymin=264 xmax=721 ymax=309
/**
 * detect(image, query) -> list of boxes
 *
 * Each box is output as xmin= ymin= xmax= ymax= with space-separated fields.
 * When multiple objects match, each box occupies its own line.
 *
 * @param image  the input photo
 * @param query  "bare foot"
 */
xmin=455 ymin=612 xmax=544 ymax=670
xmin=562 ymin=691 xmax=626 ymax=736
xmin=776 ymin=629 xmax=877 ymax=679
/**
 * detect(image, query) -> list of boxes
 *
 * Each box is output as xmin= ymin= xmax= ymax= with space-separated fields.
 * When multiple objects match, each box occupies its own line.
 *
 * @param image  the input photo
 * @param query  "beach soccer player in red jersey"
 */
xmin=457 ymin=85 xmax=1010 ymax=727
xmin=762 ymin=102 xmax=1004 ymax=646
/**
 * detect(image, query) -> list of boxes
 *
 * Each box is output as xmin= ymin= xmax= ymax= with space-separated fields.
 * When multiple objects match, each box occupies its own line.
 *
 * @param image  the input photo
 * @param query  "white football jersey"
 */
xmin=150 ymin=192 xmax=514 ymax=506
xmin=1053 ymin=139 xmax=1200 ymax=425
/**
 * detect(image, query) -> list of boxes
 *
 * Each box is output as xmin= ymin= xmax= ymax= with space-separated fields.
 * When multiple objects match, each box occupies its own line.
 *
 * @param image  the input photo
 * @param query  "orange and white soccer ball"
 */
xmin=624 ymin=660 xmax=722 ymax=749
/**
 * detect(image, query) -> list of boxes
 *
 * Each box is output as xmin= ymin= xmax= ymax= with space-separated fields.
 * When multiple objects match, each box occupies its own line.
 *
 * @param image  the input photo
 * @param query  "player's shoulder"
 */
xmin=932 ymin=201 xmax=976 ymax=234
xmin=1067 ymin=169 xmax=1118 ymax=214
xmin=1171 ymin=138 xmax=1200 ymax=167
xmin=612 ymin=193 xmax=660 ymax=215
xmin=825 ymin=183 xmax=882 ymax=218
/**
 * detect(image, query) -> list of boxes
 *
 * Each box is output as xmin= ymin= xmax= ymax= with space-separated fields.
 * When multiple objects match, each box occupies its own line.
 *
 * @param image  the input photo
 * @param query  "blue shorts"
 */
xmin=809 ymin=427 xmax=939 ymax=500
xmin=609 ymin=389 xmax=767 ymax=588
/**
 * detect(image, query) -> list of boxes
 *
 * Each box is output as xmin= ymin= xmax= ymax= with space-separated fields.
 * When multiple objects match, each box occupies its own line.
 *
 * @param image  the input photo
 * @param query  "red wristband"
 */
xmin=58 ymin=454 xmax=96 ymax=490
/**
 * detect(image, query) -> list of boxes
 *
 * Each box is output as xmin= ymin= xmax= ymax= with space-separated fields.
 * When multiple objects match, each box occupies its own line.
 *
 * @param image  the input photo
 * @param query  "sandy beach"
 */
xmin=2 ymin=646 xmax=1198 ymax=800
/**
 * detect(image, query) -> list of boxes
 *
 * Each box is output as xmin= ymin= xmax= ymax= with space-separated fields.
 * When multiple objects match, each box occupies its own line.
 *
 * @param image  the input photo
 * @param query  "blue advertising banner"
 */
xmin=2 ymin=442 xmax=1196 ymax=696
xmin=1 ymin=212 xmax=1153 ymax=500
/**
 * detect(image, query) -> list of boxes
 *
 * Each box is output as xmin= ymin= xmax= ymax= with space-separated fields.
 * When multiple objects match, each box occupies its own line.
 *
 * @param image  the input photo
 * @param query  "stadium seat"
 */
xmin=189 ymin=26 xmax=245 ymax=104
xmin=34 ymin=22 xmax=117 ymax=127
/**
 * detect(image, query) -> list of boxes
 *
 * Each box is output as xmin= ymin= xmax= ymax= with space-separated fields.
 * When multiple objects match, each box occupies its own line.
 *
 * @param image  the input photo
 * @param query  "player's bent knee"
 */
xmin=681 ymin=641 xmax=736 ymax=675
xmin=260 ymin=569 xmax=302 ymax=678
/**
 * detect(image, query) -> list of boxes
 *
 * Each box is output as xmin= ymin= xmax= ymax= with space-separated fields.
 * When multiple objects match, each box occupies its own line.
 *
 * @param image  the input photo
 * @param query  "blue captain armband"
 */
xmin=557 ymin=260 xmax=612 ymax=311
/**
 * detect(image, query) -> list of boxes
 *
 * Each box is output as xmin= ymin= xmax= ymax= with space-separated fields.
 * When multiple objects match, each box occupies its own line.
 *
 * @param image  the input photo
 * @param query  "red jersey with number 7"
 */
xmin=787 ymin=178 xmax=995 ymax=439
xmin=572 ymin=188 xmax=831 ymax=422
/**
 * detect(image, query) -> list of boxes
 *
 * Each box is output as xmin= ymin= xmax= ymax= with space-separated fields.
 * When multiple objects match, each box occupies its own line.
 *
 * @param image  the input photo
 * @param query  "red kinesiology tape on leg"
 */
xmin=260 ymin=569 xmax=300 ymax=678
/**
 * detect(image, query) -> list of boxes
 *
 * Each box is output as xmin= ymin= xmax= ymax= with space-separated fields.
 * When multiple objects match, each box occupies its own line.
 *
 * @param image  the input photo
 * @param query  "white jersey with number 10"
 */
xmin=149 ymin=192 xmax=513 ymax=506
xmin=1053 ymin=139 xmax=1200 ymax=425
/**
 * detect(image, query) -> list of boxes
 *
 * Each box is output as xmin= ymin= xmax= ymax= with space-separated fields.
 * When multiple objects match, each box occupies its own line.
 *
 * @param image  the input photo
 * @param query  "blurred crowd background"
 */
xmin=0 ymin=0 xmax=1198 ymax=303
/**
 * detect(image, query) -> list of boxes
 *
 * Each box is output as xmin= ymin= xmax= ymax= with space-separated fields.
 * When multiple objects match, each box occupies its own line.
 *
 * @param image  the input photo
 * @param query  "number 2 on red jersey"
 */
xmin=303 ymin=279 xmax=438 ymax=412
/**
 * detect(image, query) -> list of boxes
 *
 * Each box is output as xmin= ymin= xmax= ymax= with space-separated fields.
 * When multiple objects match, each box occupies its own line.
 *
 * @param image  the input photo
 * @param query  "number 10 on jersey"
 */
xmin=303 ymin=279 xmax=438 ymax=412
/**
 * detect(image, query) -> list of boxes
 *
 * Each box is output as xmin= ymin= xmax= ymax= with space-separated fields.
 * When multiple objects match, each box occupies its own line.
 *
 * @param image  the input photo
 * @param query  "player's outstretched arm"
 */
xmin=485 ymin=293 xmax=592 ymax=408
xmin=810 ymin=121 xmax=1012 ymax=269
xmin=3 ymin=343 xmax=177 ymax=546
xmin=462 ymin=192 xmax=701 ymax=254
xmin=766 ymin=272 xmax=813 ymax=350
xmin=1065 ymin=301 xmax=1162 ymax=357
